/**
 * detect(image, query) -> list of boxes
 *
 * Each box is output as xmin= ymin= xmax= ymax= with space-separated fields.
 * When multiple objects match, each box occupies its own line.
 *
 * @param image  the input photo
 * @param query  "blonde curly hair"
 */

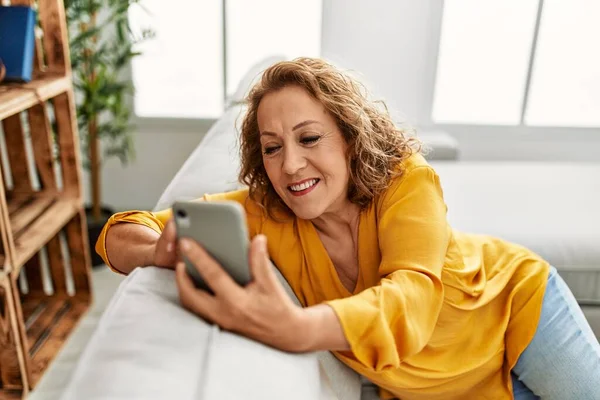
xmin=238 ymin=57 xmax=421 ymax=219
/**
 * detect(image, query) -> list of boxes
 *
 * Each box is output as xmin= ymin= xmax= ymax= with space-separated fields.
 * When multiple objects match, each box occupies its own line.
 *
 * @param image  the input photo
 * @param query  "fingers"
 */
xmin=162 ymin=219 xmax=177 ymax=253
xmin=178 ymin=237 xmax=241 ymax=296
xmin=154 ymin=219 xmax=177 ymax=268
xmin=249 ymin=235 xmax=278 ymax=288
xmin=175 ymin=261 xmax=217 ymax=320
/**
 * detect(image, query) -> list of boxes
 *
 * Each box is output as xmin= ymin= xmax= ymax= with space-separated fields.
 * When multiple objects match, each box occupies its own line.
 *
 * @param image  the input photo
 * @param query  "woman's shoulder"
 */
xmin=375 ymin=152 xmax=441 ymax=209
xmin=398 ymin=151 xmax=431 ymax=173
xmin=391 ymin=152 xmax=438 ymax=189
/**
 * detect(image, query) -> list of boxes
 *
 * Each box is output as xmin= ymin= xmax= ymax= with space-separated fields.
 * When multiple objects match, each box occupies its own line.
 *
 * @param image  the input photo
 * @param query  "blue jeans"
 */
xmin=511 ymin=266 xmax=600 ymax=399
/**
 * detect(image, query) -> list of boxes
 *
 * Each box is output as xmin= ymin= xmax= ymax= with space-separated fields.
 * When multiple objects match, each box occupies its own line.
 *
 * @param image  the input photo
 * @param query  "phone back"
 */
xmin=172 ymin=201 xmax=251 ymax=291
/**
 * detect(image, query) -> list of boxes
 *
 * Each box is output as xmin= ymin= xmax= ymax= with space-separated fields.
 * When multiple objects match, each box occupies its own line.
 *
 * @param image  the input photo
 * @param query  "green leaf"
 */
xmin=65 ymin=0 xmax=154 ymax=195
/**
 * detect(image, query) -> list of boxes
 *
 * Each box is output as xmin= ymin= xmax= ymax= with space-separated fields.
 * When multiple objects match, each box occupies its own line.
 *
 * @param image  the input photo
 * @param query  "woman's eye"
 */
xmin=263 ymin=146 xmax=280 ymax=155
xmin=301 ymin=136 xmax=321 ymax=145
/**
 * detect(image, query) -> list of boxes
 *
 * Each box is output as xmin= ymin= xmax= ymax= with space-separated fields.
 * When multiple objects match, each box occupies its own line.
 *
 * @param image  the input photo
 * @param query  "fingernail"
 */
xmin=258 ymin=235 xmax=267 ymax=250
xmin=166 ymin=243 xmax=173 ymax=252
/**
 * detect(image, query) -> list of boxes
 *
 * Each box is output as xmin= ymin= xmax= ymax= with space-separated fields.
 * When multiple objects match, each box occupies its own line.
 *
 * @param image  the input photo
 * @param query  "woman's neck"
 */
xmin=311 ymin=201 xmax=361 ymax=239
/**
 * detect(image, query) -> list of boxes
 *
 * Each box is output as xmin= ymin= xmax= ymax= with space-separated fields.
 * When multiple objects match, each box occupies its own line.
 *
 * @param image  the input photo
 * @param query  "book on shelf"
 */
xmin=0 ymin=6 xmax=36 ymax=82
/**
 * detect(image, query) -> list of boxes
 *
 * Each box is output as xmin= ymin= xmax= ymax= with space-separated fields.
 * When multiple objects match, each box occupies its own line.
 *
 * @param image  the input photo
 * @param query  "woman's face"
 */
xmin=257 ymin=85 xmax=351 ymax=220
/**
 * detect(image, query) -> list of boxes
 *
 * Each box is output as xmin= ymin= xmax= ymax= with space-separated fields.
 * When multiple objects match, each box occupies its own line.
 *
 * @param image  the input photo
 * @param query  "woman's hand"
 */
xmin=175 ymin=234 xmax=309 ymax=352
xmin=153 ymin=219 xmax=178 ymax=268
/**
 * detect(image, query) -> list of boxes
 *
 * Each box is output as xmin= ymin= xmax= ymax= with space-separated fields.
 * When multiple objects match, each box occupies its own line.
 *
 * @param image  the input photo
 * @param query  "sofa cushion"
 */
xmin=420 ymin=130 xmax=460 ymax=161
xmin=431 ymin=161 xmax=600 ymax=305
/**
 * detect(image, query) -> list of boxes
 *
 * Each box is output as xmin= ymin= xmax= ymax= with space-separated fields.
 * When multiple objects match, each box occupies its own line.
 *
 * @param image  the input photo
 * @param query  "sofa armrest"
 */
xmin=61 ymin=267 xmax=328 ymax=400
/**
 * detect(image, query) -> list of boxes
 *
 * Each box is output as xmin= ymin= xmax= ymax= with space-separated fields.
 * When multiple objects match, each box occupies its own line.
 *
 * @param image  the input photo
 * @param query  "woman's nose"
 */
xmin=282 ymin=147 xmax=307 ymax=175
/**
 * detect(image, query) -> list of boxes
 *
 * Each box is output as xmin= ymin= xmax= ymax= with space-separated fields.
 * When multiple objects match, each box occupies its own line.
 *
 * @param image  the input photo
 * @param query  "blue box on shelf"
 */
xmin=0 ymin=6 xmax=37 ymax=82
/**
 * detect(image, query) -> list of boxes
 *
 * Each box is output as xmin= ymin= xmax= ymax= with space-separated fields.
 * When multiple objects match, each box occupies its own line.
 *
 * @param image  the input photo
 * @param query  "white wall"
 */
xmin=86 ymin=127 xmax=206 ymax=211
xmin=97 ymin=0 xmax=600 ymax=210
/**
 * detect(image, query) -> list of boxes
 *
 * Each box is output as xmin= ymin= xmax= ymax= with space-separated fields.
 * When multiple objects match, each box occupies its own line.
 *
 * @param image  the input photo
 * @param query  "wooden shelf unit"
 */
xmin=0 ymin=0 xmax=93 ymax=397
xmin=1 ymin=212 xmax=92 ymax=393
xmin=0 ymin=74 xmax=72 ymax=121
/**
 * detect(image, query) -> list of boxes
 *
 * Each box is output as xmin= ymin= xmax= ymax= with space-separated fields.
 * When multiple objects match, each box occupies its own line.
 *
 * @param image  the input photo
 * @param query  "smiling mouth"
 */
xmin=288 ymin=178 xmax=320 ymax=193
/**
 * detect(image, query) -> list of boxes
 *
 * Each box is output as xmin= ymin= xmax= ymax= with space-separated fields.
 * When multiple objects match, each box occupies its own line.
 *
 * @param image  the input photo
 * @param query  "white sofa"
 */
xmin=62 ymin=60 xmax=600 ymax=399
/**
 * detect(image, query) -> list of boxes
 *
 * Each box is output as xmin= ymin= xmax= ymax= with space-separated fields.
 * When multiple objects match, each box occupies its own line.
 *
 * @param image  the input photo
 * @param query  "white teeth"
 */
xmin=290 ymin=179 xmax=318 ymax=192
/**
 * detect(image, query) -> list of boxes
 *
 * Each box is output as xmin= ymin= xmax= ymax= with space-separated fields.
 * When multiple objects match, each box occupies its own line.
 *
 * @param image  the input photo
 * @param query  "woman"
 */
xmin=97 ymin=58 xmax=600 ymax=399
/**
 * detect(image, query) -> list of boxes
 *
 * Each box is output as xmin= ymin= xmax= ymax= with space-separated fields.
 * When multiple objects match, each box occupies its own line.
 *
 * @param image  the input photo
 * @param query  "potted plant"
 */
xmin=64 ymin=0 xmax=153 ymax=266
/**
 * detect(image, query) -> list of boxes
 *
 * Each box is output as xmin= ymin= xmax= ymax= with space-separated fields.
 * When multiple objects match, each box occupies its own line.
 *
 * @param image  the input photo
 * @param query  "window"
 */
xmin=130 ymin=0 xmax=322 ymax=119
xmin=432 ymin=0 xmax=600 ymax=127
xmin=525 ymin=0 xmax=600 ymax=126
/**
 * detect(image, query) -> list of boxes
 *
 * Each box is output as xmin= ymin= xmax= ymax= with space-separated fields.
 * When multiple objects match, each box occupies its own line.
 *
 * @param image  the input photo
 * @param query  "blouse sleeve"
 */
xmin=95 ymin=209 xmax=173 ymax=273
xmin=327 ymin=166 xmax=449 ymax=371
xmin=95 ymin=189 xmax=257 ymax=273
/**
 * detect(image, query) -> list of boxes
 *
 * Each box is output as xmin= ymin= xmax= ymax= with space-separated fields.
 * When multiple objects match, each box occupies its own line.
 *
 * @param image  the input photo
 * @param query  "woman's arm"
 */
xmin=100 ymin=190 xmax=252 ymax=274
xmin=298 ymin=304 xmax=350 ymax=352
xmin=97 ymin=209 xmax=174 ymax=274
xmin=105 ymin=223 xmax=161 ymax=275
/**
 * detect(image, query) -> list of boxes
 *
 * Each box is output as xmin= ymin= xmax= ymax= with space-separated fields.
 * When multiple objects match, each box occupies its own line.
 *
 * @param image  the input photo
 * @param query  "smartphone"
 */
xmin=172 ymin=200 xmax=251 ymax=292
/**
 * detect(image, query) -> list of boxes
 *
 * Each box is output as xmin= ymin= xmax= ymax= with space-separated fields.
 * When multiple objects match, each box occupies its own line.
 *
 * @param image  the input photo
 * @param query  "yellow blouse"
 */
xmin=96 ymin=154 xmax=549 ymax=399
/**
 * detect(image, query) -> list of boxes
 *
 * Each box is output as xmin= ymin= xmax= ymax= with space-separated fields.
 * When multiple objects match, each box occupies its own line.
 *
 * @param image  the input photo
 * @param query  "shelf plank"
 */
xmin=0 ymin=75 xmax=71 ymax=121
xmin=27 ymin=104 xmax=57 ymax=191
xmin=38 ymin=0 xmax=70 ymax=73
xmin=0 ymin=279 xmax=29 ymax=393
xmin=47 ymin=235 xmax=67 ymax=295
xmin=0 ymin=285 xmax=22 ymax=390
xmin=6 ymin=194 xmax=30 ymax=216
xmin=23 ymin=254 xmax=44 ymax=295
xmin=1 ymin=115 xmax=33 ymax=192
xmin=0 ymin=389 xmax=22 ymax=400
xmin=53 ymin=92 xmax=83 ymax=195
xmin=8 ymin=193 xmax=78 ymax=270
xmin=24 ymin=299 xmax=66 ymax=356
xmin=65 ymin=211 xmax=92 ymax=295
xmin=10 ymin=195 xmax=55 ymax=238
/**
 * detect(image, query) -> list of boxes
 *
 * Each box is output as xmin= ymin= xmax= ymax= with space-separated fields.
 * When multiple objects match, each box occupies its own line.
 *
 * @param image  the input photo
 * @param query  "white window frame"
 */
xmin=422 ymin=0 xmax=600 ymax=147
